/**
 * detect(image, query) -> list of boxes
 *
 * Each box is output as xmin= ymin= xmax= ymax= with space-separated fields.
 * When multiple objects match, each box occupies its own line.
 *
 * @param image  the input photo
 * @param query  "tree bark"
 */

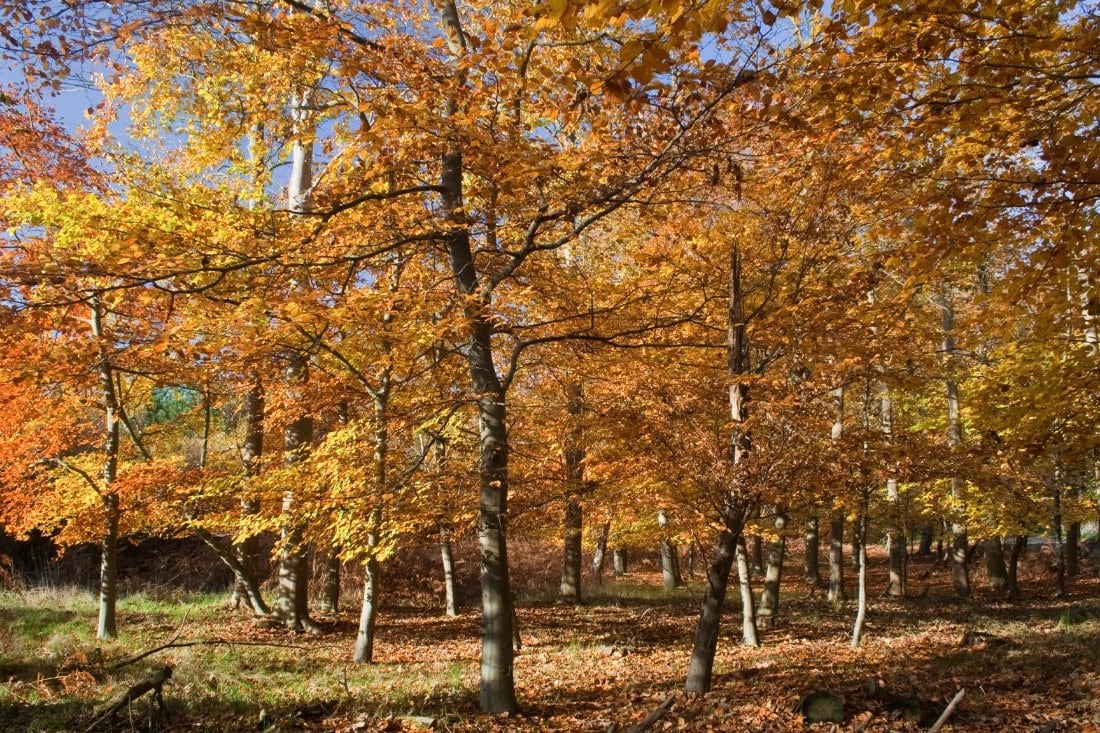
xmin=441 ymin=524 xmax=458 ymax=616
xmin=984 ymin=536 xmax=1008 ymax=594
xmin=612 ymin=548 xmax=627 ymax=576
xmin=850 ymin=509 xmax=868 ymax=648
xmin=756 ymin=518 xmax=785 ymax=630
xmin=591 ymin=520 xmax=610 ymax=584
xmin=828 ymin=514 xmax=846 ymax=603
xmin=941 ymin=296 xmax=970 ymax=600
xmin=683 ymin=242 xmax=751 ymax=695
xmin=91 ymin=295 xmax=120 ymax=641
xmin=736 ymin=536 xmax=759 ymax=647
xmin=917 ymin=525 xmax=935 ymax=557
xmin=233 ymin=378 xmax=268 ymax=615
xmin=321 ymin=552 xmax=341 ymax=613
xmin=750 ymin=535 xmax=764 ymax=576
xmin=661 ymin=539 xmax=683 ymax=590
xmin=1006 ymin=535 xmax=1026 ymax=598
xmin=437 ymin=1 xmax=516 ymax=711
xmin=804 ymin=516 xmax=823 ymax=588
xmin=354 ymin=552 xmax=380 ymax=663
xmin=684 ymin=507 xmax=745 ymax=694
xmin=560 ymin=382 xmax=584 ymax=603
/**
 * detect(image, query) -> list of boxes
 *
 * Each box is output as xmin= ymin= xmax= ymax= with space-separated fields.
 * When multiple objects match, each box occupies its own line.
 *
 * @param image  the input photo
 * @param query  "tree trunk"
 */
xmin=984 ymin=536 xmax=1008 ymax=594
xmin=560 ymin=500 xmax=583 ymax=602
xmin=683 ymin=507 xmax=745 ymax=694
xmin=736 ymin=536 xmax=759 ymax=647
xmin=756 ymin=528 xmax=785 ymax=630
xmin=560 ymin=382 xmax=584 ymax=603
xmin=683 ymin=242 xmax=752 ymax=695
xmin=233 ymin=378 xmax=268 ymax=615
xmin=882 ymin=392 xmax=906 ymax=597
xmin=612 ymin=548 xmax=627 ymax=576
xmin=441 ymin=525 xmax=457 ymax=616
xmin=591 ymin=520 xmax=610 ymax=584
xmin=1007 ymin=535 xmax=1026 ymax=598
xmin=1053 ymin=486 xmax=1067 ymax=598
xmin=92 ymin=295 xmax=120 ymax=641
xmin=321 ymin=552 xmax=340 ymax=613
xmin=98 ymin=492 xmax=119 ymax=640
xmin=804 ymin=516 xmax=823 ymax=588
xmin=354 ymin=554 xmax=379 ymax=663
xmin=275 ymin=356 xmax=319 ymax=633
xmin=661 ymin=539 xmax=683 ymax=590
xmin=828 ymin=513 xmax=846 ymax=602
xmin=918 ymin=525 xmax=934 ymax=557
xmin=942 ymin=296 xmax=971 ymax=600
xmin=750 ymin=535 xmax=764 ymax=577
xmin=850 ymin=510 xmax=868 ymax=648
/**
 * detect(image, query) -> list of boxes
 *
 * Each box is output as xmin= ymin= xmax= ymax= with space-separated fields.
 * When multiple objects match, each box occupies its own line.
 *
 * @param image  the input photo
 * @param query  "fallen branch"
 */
xmin=86 ymin=665 xmax=172 ymax=732
xmin=626 ymin=694 xmax=675 ymax=733
xmin=112 ymin=638 xmax=310 ymax=670
xmin=927 ymin=688 xmax=965 ymax=733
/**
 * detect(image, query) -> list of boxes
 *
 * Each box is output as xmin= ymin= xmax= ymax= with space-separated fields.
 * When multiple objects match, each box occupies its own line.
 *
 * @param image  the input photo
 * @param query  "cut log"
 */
xmin=86 ymin=665 xmax=172 ymax=731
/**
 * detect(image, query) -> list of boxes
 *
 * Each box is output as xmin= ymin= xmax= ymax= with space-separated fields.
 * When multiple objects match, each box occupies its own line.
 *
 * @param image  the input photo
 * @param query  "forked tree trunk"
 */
xmin=984 ymin=536 xmax=1008 ymax=594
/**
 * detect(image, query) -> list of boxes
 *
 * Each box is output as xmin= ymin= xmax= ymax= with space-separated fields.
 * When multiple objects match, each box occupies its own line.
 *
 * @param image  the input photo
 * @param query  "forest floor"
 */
xmin=0 ymin=545 xmax=1098 ymax=732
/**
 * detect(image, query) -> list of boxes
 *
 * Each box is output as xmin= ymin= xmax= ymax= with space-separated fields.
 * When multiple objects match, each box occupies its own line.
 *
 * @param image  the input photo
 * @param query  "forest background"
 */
xmin=0 ymin=0 xmax=1097 ymax=730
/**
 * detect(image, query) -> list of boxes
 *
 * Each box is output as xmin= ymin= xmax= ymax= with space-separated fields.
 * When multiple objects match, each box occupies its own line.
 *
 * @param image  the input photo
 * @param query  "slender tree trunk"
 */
xmin=881 ymin=391 xmax=906 ymax=597
xmin=804 ymin=516 xmax=823 ymax=588
xmin=440 ymin=524 xmax=458 ymax=616
xmin=828 ymin=513 xmax=846 ymax=602
xmin=1007 ymin=535 xmax=1026 ymax=598
xmin=91 ymin=296 xmax=120 ymax=640
xmin=1053 ymin=486 xmax=1067 ymax=598
xmin=984 ymin=536 xmax=1008 ymax=594
xmin=684 ymin=242 xmax=751 ymax=695
xmin=850 ymin=509 xmax=868 ymax=648
xmin=438 ymin=3 xmax=515 ymax=710
xmin=684 ymin=508 xmax=745 ymax=694
xmin=941 ymin=296 xmax=971 ymax=600
xmin=354 ymin=554 xmax=380 ymax=663
xmin=736 ymin=536 xmax=759 ymax=647
xmin=560 ymin=383 xmax=584 ymax=603
xmin=591 ymin=520 xmax=610 ymax=584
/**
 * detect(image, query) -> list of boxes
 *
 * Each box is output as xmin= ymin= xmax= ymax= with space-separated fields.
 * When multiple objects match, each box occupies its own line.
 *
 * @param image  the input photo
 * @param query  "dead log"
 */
xmin=86 ymin=665 xmax=172 ymax=732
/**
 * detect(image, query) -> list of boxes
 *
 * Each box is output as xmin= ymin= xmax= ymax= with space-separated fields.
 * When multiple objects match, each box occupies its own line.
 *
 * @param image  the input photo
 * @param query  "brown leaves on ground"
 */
xmin=2 ymin=553 xmax=1098 ymax=732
